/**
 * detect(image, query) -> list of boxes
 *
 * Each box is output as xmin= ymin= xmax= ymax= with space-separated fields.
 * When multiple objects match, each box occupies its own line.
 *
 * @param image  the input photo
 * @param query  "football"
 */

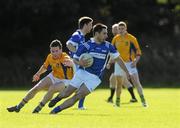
xmin=79 ymin=53 xmax=94 ymax=68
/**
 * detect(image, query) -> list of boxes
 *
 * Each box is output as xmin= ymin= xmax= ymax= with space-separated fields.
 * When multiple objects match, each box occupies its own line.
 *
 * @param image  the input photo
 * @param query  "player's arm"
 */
xmin=131 ymin=37 xmax=142 ymax=67
xmin=66 ymin=34 xmax=81 ymax=52
xmin=66 ymin=42 xmax=76 ymax=52
xmin=32 ymin=65 xmax=47 ymax=82
xmin=73 ymin=43 xmax=89 ymax=67
xmin=106 ymin=57 xmax=115 ymax=69
xmin=114 ymin=57 xmax=129 ymax=76
xmin=32 ymin=55 xmax=50 ymax=82
xmin=109 ymin=43 xmax=130 ymax=77
xmin=63 ymin=55 xmax=74 ymax=67
xmin=106 ymin=36 xmax=117 ymax=69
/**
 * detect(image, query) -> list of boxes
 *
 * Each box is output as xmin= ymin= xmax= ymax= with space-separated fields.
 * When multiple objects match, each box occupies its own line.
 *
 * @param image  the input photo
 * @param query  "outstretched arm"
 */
xmin=32 ymin=65 xmax=47 ymax=82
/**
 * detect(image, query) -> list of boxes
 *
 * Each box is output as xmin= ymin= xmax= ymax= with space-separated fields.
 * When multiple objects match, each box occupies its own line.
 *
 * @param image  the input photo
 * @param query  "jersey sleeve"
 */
xmin=132 ymin=37 xmax=142 ymax=56
xmin=66 ymin=32 xmax=81 ymax=48
xmin=73 ymin=43 xmax=88 ymax=60
xmin=111 ymin=36 xmax=116 ymax=46
xmin=63 ymin=52 xmax=71 ymax=60
xmin=43 ymin=54 xmax=50 ymax=69
xmin=109 ymin=43 xmax=120 ymax=59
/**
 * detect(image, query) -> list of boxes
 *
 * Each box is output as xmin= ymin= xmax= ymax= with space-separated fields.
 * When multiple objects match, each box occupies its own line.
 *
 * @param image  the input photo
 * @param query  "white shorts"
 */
xmin=70 ymin=69 xmax=101 ymax=92
xmin=45 ymin=73 xmax=71 ymax=86
xmin=114 ymin=62 xmax=138 ymax=76
xmin=72 ymin=63 xmax=79 ymax=73
xmin=114 ymin=62 xmax=126 ymax=76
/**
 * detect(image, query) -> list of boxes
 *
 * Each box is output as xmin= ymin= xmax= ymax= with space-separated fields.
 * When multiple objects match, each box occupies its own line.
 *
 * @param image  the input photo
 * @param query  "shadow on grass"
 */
xmin=31 ymin=112 xmax=110 ymax=117
xmin=1 ymin=83 xmax=180 ymax=90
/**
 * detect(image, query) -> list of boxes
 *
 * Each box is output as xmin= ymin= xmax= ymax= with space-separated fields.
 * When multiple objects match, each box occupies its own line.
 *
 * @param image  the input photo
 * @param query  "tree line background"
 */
xmin=0 ymin=0 xmax=180 ymax=88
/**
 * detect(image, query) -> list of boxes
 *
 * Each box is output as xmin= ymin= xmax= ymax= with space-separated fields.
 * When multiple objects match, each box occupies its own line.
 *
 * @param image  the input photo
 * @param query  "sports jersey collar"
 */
xmin=51 ymin=53 xmax=63 ymax=60
xmin=77 ymin=29 xmax=85 ymax=36
xmin=119 ymin=32 xmax=128 ymax=38
xmin=91 ymin=40 xmax=106 ymax=45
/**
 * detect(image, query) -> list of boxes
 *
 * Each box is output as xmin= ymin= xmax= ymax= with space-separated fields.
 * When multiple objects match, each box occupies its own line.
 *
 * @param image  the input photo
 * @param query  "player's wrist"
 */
xmin=35 ymin=73 xmax=40 ymax=77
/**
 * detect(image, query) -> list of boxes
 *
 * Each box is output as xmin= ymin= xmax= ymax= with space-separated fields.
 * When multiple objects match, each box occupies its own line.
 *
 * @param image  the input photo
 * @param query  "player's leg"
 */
xmin=78 ymin=98 xmax=86 ymax=110
xmin=48 ymin=85 xmax=77 ymax=108
xmin=50 ymin=84 xmax=90 ymax=114
xmin=130 ymin=73 xmax=147 ymax=107
xmin=113 ymin=62 xmax=123 ymax=107
xmin=107 ymin=73 xmax=116 ymax=103
xmin=32 ymin=82 xmax=66 ymax=113
xmin=122 ymin=75 xmax=137 ymax=102
xmin=7 ymin=77 xmax=51 ymax=112
xmin=115 ymin=75 xmax=123 ymax=107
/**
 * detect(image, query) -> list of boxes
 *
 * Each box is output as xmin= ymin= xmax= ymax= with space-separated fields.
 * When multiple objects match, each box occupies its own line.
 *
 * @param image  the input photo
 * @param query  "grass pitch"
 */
xmin=0 ymin=88 xmax=180 ymax=128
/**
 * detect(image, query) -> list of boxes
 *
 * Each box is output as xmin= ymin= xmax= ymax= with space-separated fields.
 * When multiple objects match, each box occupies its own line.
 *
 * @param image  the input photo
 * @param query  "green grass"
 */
xmin=0 ymin=88 xmax=180 ymax=128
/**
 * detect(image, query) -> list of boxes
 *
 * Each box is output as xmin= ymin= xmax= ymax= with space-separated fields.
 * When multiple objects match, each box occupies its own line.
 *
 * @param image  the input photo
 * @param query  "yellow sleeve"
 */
xmin=43 ymin=54 xmax=50 ymax=69
xmin=63 ymin=52 xmax=71 ymax=60
xmin=111 ymin=36 xmax=116 ymax=46
xmin=132 ymin=37 xmax=142 ymax=56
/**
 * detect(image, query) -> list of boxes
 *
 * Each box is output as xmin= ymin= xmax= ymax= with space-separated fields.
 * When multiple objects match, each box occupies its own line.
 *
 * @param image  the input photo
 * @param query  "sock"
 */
xmin=17 ymin=99 xmax=27 ymax=110
xmin=53 ymin=106 xmax=62 ymax=113
xmin=116 ymin=97 xmax=120 ymax=106
xmin=128 ymin=87 xmax=136 ymax=99
xmin=34 ymin=102 xmax=45 ymax=112
xmin=109 ymin=88 xmax=115 ymax=99
xmin=78 ymin=98 xmax=85 ymax=108
xmin=140 ymin=95 xmax=146 ymax=103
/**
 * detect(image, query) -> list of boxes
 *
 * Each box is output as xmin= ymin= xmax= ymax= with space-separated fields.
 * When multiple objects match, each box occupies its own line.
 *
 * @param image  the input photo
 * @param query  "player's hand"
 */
xmin=63 ymin=59 xmax=74 ymax=67
xmin=106 ymin=63 xmax=111 ymax=69
xmin=79 ymin=59 xmax=90 ymax=67
xmin=32 ymin=74 xmax=40 ymax=82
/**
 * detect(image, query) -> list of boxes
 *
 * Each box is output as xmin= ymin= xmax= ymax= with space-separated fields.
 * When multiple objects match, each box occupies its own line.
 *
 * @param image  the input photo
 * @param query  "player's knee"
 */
xmin=116 ymin=85 xmax=122 ymax=90
xmin=74 ymin=93 xmax=84 ymax=101
xmin=61 ymin=91 xmax=70 ymax=98
xmin=31 ymin=86 xmax=41 ymax=93
xmin=48 ymin=86 xmax=56 ymax=92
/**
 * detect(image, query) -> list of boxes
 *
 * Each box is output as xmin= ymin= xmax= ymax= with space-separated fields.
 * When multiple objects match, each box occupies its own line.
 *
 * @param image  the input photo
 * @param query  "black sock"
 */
xmin=35 ymin=102 xmax=45 ymax=112
xmin=109 ymin=88 xmax=115 ymax=99
xmin=128 ymin=87 xmax=136 ymax=99
xmin=17 ymin=99 xmax=27 ymax=110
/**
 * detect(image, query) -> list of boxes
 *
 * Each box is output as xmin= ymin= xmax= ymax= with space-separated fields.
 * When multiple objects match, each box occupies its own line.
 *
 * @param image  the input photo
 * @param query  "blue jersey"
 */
xmin=66 ymin=29 xmax=85 ymax=57
xmin=74 ymin=40 xmax=119 ymax=78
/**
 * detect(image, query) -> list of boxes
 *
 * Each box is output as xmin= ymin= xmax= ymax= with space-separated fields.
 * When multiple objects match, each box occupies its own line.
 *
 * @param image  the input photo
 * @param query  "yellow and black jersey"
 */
xmin=43 ymin=52 xmax=73 ymax=80
xmin=112 ymin=33 xmax=142 ymax=62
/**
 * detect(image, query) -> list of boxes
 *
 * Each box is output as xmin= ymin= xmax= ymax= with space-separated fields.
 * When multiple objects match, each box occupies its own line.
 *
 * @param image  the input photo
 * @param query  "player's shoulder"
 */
xmin=113 ymin=34 xmax=120 ymax=40
xmin=104 ymin=41 xmax=111 ymax=45
xmin=47 ymin=53 xmax=52 ymax=58
xmin=127 ymin=33 xmax=137 ymax=40
xmin=72 ymin=30 xmax=81 ymax=37
xmin=62 ymin=52 xmax=70 ymax=58
xmin=45 ymin=53 xmax=52 ymax=61
xmin=62 ymin=52 xmax=68 ymax=56
xmin=104 ymin=41 xmax=113 ymax=48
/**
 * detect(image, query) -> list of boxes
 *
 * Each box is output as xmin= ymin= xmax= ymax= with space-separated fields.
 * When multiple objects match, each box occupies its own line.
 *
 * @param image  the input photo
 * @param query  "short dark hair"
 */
xmin=93 ymin=23 xmax=107 ymax=36
xmin=49 ymin=39 xmax=62 ymax=49
xmin=78 ymin=16 xmax=93 ymax=29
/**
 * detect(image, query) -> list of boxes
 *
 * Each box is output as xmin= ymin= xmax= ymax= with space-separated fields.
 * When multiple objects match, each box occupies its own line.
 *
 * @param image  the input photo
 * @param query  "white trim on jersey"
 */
xmin=110 ymin=52 xmax=120 ymax=59
xmin=89 ymin=52 xmax=107 ymax=59
xmin=73 ymin=54 xmax=79 ymax=60
xmin=66 ymin=40 xmax=79 ymax=49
